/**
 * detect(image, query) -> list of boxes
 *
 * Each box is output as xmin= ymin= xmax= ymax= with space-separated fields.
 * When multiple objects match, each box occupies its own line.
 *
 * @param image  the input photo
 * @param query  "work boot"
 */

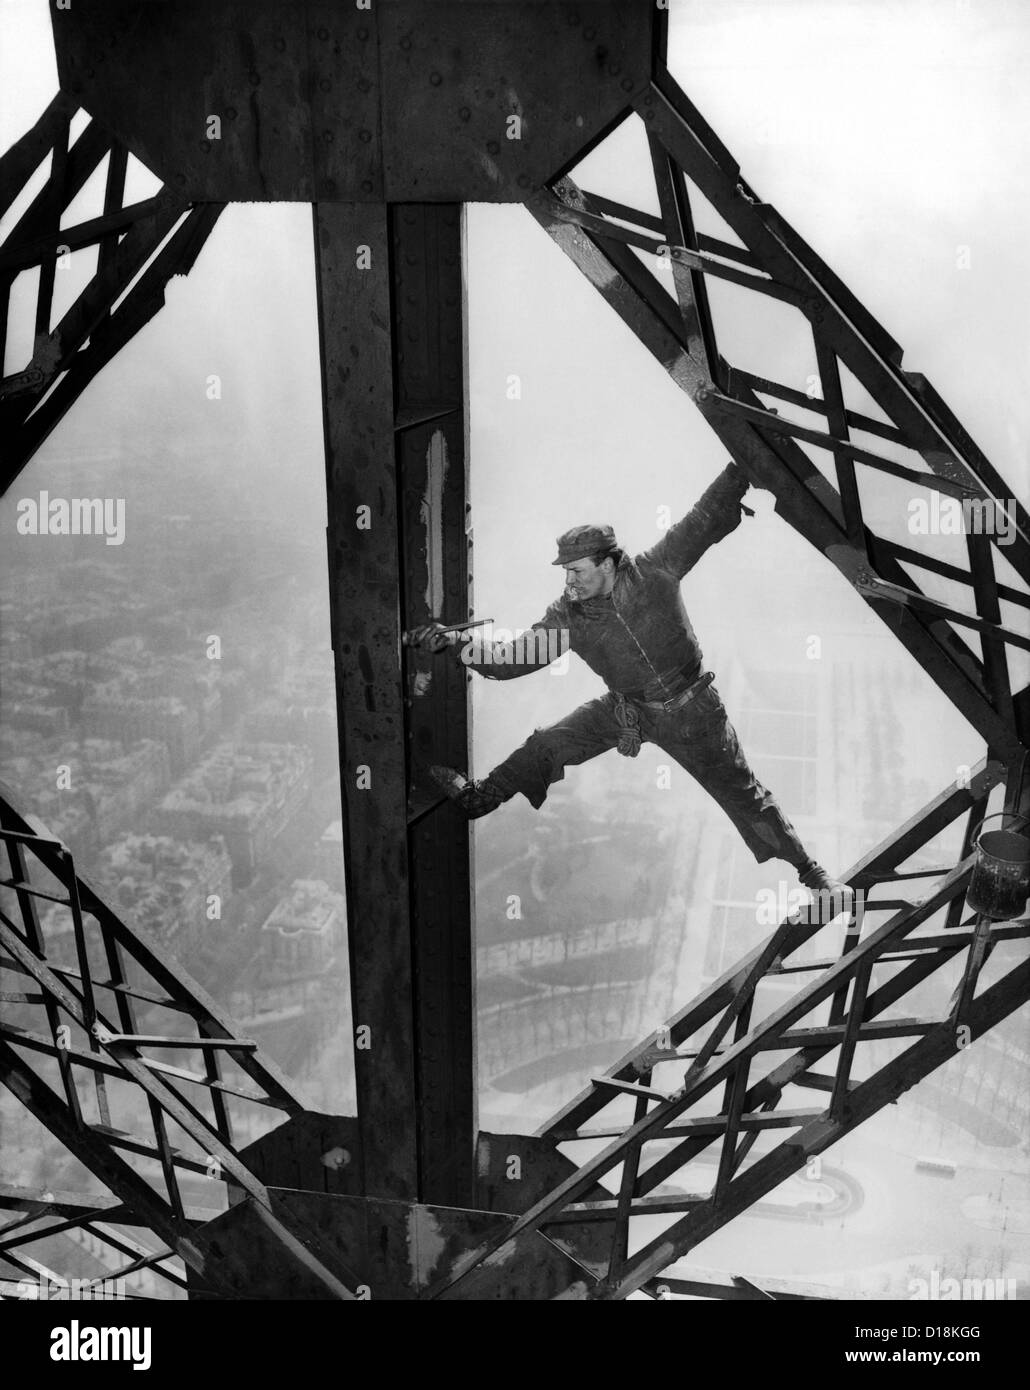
xmin=430 ymin=766 xmax=507 ymax=819
xmin=797 ymin=860 xmax=856 ymax=922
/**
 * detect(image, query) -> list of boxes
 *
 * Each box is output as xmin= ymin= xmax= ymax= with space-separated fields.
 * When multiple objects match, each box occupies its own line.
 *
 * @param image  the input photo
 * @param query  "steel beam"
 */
xmin=50 ymin=0 xmax=654 ymax=203
xmin=313 ymin=201 xmax=476 ymax=1205
xmin=393 ymin=204 xmax=478 ymax=1206
xmin=314 ymin=202 xmax=417 ymax=1200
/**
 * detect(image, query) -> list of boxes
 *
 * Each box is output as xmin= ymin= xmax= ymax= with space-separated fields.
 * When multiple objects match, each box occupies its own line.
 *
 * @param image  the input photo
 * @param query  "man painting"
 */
xmin=409 ymin=461 xmax=851 ymax=915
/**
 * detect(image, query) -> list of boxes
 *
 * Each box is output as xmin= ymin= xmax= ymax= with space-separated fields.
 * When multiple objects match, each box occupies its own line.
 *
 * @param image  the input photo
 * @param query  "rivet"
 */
xmin=318 ymin=26 xmax=329 ymax=40
xmin=357 ymin=77 xmax=371 ymax=93
xmin=621 ymin=77 xmax=635 ymax=92
xmin=358 ymin=128 xmax=372 ymax=143
xmin=400 ymin=35 xmax=412 ymax=50
xmin=226 ymin=106 xmax=238 ymax=120
xmin=323 ymin=130 xmax=334 ymax=143
xmin=459 ymin=106 xmax=471 ymax=121
xmin=486 ymin=139 xmax=499 ymax=154
xmin=357 ymin=26 xmax=369 ymax=40
xmin=429 ymin=71 xmax=442 ymax=86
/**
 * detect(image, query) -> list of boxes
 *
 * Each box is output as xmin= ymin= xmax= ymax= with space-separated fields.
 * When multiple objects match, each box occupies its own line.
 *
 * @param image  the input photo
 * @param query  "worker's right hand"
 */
xmin=406 ymin=622 xmax=454 ymax=653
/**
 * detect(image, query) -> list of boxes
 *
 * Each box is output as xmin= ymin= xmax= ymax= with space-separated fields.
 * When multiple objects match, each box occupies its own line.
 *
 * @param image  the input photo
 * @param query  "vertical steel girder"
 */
xmin=0 ymin=782 xmax=357 ymax=1299
xmin=313 ymin=202 xmax=475 ymax=1205
xmin=0 ymin=94 xmax=224 ymax=492
xmin=393 ymin=206 xmax=479 ymax=1206
xmin=426 ymin=758 xmax=1030 ymax=1300
xmin=525 ymin=65 xmax=1029 ymax=760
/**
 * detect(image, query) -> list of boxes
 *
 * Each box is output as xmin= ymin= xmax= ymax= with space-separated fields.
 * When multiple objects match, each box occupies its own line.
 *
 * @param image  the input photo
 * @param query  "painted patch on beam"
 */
xmin=421 ymin=428 xmax=449 ymax=617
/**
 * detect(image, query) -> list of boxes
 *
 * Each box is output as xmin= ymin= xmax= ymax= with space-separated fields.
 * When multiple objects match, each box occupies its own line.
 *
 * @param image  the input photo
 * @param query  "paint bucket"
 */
xmin=966 ymin=812 xmax=1030 ymax=919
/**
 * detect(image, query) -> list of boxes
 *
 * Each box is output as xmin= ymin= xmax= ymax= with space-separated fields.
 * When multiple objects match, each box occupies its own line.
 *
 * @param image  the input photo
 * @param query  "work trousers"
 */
xmin=487 ymin=677 xmax=809 ymax=866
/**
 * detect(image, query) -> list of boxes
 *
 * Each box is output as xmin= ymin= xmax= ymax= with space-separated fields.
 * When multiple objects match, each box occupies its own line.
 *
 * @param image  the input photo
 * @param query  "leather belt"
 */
xmin=627 ymin=669 xmax=715 ymax=714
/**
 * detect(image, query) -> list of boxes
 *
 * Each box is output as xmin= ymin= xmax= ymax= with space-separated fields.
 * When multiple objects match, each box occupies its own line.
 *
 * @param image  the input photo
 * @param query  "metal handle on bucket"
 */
xmin=968 ymin=810 xmax=1030 ymax=844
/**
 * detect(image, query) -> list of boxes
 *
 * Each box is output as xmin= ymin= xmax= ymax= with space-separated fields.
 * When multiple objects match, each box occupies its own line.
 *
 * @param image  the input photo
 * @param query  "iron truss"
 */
xmin=526 ymin=64 xmax=1029 ymax=761
xmin=0 ymin=92 xmax=223 ymax=491
xmin=429 ymin=756 xmax=1030 ymax=1300
xmin=0 ymin=780 xmax=358 ymax=1299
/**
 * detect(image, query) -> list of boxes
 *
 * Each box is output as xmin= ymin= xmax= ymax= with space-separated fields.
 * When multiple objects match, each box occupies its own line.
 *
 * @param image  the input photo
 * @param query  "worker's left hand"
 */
xmin=724 ymin=460 xmax=757 ymax=514
xmin=724 ymin=459 xmax=750 ymax=491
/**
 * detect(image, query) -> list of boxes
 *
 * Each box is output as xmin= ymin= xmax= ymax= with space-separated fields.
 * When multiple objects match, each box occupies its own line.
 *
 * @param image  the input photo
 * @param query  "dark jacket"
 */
xmin=464 ymin=462 xmax=750 ymax=700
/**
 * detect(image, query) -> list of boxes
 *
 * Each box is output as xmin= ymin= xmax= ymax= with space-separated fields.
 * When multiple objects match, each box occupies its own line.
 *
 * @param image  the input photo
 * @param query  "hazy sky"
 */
xmin=2 ymin=0 xmax=1027 ymax=811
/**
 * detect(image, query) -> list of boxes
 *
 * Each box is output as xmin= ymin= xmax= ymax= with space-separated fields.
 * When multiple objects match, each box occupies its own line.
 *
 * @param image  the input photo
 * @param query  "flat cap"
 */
xmin=551 ymin=523 xmax=618 ymax=566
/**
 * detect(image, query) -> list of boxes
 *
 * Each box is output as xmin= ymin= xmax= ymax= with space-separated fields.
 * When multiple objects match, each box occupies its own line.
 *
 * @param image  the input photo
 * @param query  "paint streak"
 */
xmin=420 ymin=429 xmax=449 ymax=616
xmin=408 ymin=1204 xmax=448 ymax=1285
xmin=557 ymin=223 xmax=620 ymax=294
xmin=357 ymin=645 xmax=376 ymax=712
xmin=476 ymin=151 xmax=502 ymax=185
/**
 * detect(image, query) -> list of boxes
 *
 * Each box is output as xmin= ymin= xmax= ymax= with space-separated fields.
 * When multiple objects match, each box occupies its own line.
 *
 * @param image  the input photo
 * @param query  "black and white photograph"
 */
xmin=0 ymin=0 xmax=1027 ymax=1352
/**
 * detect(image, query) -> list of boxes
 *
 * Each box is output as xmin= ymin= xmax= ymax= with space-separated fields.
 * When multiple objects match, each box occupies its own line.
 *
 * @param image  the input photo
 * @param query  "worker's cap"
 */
xmin=551 ymin=523 xmax=618 ymax=566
